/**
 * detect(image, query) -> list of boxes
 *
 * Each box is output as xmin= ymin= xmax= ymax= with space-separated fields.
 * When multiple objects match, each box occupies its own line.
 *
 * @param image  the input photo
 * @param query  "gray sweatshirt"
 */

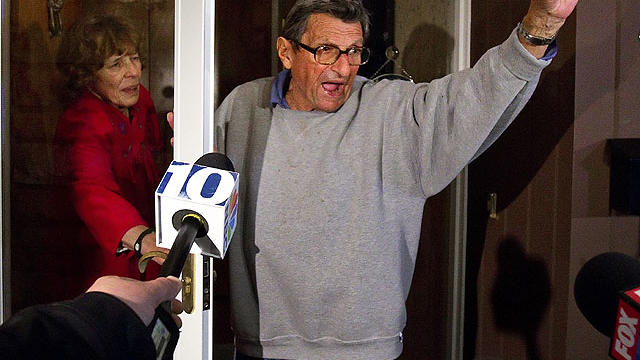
xmin=215 ymin=29 xmax=550 ymax=359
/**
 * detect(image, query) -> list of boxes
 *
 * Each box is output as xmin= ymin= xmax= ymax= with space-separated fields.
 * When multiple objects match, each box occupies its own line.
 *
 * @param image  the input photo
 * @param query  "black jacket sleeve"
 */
xmin=0 ymin=292 xmax=156 ymax=360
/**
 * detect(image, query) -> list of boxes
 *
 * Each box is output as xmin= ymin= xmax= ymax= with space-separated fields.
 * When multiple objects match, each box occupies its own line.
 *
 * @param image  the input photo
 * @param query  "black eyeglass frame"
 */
xmin=289 ymin=39 xmax=370 ymax=66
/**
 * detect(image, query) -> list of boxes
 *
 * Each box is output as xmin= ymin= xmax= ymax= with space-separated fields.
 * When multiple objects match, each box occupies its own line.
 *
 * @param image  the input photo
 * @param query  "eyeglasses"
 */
xmin=290 ymin=40 xmax=370 ymax=66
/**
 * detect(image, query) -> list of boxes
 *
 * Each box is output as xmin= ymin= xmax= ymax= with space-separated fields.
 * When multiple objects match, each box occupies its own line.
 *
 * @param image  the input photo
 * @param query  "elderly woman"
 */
xmin=55 ymin=15 xmax=167 ymax=289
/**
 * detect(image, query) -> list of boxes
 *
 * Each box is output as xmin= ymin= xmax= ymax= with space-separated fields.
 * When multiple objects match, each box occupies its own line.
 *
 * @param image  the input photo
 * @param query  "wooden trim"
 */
xmin=1 ymin=0 xmax=11 ymax=323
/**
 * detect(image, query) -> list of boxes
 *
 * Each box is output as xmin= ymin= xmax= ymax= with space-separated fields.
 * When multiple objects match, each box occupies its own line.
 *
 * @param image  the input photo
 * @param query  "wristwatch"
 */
xmin=517 ymin=22 xmax=557 ymax=46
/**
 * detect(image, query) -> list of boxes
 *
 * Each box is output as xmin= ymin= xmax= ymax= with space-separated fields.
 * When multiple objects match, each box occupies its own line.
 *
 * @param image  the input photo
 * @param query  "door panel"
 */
xmin=8 ymin=0 xmax=174 ymax=312
xmin=465 ymin=1 xmax=576 ymax=359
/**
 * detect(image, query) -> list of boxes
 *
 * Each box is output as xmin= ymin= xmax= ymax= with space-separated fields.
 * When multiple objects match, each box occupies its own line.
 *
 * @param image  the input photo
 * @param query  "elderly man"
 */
xmin=211 ymin=0 xmax=578 ymax=359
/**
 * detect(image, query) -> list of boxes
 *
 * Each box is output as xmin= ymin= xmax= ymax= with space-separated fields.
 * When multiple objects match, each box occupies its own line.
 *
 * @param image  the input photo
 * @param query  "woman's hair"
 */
xmin=281 ymin=0 xmax=370 ymax=43
xmin=56 ymin=15 xmax=141 ymax=104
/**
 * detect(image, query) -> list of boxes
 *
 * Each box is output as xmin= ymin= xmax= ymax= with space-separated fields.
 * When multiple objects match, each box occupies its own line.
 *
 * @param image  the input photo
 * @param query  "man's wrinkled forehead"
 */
xmin=301 ymin=13 xmax=364 ymax=46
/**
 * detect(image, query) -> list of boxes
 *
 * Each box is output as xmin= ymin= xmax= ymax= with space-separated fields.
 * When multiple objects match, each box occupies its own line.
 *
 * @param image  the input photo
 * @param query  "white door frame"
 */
xmin=448 ymin=1 xmax=471 ymax=359
xmin=172 ymin=0 xmax=216 ymax=359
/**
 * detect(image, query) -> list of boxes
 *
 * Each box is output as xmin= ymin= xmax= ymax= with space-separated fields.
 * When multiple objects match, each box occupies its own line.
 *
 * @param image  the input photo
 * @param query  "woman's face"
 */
xmin=93 ymin=52 xmax=142 ymax=109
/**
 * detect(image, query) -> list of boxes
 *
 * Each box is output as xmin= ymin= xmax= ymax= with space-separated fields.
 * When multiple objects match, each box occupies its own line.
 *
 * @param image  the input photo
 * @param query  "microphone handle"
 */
xmin=160 ymin=215 xmax=201 ymax=277
xmin=149 ymin=215 xmax=202 ymax=359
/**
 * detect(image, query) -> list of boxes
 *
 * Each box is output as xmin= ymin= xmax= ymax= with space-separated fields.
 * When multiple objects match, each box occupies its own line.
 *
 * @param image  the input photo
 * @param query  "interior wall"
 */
xmin=567 ymin=0 xmax=640 ymax=358
xmin=395 ymin=0 xmax=455 ymax=82
xmin=467 ymin=0 xmax=640 ymax=359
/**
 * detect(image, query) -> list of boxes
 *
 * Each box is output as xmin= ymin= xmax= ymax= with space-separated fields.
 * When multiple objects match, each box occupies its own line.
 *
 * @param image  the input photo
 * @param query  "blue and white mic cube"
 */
xmin=155 ymin=160 xmax=239 ymax=259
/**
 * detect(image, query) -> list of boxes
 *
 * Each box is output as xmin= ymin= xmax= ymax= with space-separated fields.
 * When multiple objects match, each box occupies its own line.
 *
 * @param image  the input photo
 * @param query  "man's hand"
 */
xmin=87 ymin=276 xmax=184 ymax=328
xmin=529 ymin=0 xmax=580 ymax=22
xmin=520 ymin=0 xmax=579 ymax=58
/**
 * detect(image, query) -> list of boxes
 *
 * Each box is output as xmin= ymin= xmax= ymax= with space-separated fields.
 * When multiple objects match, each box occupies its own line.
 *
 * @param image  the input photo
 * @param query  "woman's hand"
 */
xmin=141 ymin=232 xmax=169 ymax=265
xmin=122 ymin=225 xmax=169 ymax=265
xmin=167 ymin=111 xmax=174 ymax=147
xmin=166 ymin=110 xmax=218 ymax=152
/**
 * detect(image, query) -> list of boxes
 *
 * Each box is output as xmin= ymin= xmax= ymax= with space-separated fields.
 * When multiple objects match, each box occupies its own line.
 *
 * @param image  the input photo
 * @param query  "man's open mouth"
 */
xmin=321 ymin=82 xmax=344 ymax=96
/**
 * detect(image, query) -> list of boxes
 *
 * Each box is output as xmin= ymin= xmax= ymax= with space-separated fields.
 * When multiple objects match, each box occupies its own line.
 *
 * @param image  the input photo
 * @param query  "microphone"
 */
xmin=155 ymin=152 xmax=238 ymax=260
xmin=148 ymin=152 xmax=238 ymax=360
xmin=574 ymin=252 xmax=640 ymax=360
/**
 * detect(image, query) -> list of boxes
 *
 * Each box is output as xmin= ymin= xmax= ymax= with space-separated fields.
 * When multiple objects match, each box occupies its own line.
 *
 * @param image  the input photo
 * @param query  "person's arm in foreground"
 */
xmin=0 ymin=276 xmax=182 ymax=360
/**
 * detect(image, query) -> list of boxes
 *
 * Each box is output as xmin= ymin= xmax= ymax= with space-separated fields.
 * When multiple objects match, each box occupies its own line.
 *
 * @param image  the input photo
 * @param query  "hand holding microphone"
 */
xmin=0 ymin=275 xmax=185 ymax=360
xmin=86 ymin=275 xmax=183 ymax=327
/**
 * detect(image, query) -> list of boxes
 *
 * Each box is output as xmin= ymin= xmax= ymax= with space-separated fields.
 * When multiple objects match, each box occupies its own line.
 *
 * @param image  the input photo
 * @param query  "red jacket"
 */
xmin=55 ymin=86 xmax=162 ymax=288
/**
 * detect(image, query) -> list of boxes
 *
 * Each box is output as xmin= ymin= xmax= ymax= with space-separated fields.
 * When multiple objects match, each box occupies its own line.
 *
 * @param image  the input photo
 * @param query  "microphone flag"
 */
xmin=611 ymin=286 xmax=640 ymax=360
xmin=154 ymin=160 xmax=239 ymax=259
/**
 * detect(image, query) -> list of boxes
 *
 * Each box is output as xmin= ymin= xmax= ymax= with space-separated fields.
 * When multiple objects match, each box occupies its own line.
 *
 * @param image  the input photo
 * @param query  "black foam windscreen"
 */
xmin=194 ymin=152 xmax=235 ymax=172
xmin=574 ymin=252 xmax=640 ymax=337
